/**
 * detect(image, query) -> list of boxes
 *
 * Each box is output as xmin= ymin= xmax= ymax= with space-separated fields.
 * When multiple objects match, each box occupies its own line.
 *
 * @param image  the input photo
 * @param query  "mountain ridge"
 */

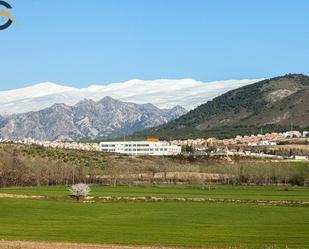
xmin=0 ymin=97 xmax=187 ymax=141
xmin=129 ymin=74 xmax=309 ymax=140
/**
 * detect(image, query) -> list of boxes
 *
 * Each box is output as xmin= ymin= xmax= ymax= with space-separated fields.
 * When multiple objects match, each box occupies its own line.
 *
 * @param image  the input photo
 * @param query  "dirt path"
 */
xmin=0 ymin=241 xmax=197 ymax=249
xmin=0 ymin=194 xmax=44 ymax=199
xmin=1 ymin=193 xmax=308 ymax=207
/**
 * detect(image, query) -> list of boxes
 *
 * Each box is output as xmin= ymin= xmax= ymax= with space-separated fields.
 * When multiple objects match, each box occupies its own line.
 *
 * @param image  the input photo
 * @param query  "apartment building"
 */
xmin=100 ymin=138 xmax=182 ymax=156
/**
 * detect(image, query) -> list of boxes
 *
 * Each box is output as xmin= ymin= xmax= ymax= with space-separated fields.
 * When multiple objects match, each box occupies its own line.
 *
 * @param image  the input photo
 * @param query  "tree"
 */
xmin=182 ymin=145 xmax=194 ymax=153
xmin=69 ymin=183 xmax=91 ymax=200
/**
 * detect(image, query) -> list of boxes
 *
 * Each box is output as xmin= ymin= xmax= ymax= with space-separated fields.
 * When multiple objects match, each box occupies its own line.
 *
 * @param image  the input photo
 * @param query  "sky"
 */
xmin=1 ymin=0 xmax=309 ymax=90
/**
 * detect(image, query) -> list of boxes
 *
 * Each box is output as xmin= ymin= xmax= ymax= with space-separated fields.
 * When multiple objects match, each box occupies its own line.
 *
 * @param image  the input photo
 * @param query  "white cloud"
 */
xmin=0 ymin=78 xmax=263 ymax=115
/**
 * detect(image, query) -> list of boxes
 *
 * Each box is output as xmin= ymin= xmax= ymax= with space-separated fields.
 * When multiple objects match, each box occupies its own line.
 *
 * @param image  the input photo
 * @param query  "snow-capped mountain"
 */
xmin=0 ymin=78 xmax=263 ymax=115
xmin=0 ymin=96 xmax=187 ymax=141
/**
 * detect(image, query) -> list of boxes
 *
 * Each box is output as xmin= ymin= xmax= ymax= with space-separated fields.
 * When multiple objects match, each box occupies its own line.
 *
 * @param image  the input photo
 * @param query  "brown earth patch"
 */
xmin=0 ymin=241 xmax=199 ymax=249
xmin=96 ymin=172 xmax=235 ymax=182
xmin=0 ymin=194 xmax=44 ymax=199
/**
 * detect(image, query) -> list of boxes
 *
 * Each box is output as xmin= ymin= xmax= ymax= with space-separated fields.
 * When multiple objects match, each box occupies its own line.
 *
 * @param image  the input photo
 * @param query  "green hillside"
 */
xmin=130 ymin=74 xmax=309 ymax=140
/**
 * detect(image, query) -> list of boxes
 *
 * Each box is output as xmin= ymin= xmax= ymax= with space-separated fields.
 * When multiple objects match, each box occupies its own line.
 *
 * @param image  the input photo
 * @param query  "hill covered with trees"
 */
xmin=131 ymin=74 xmax=309 ymax=139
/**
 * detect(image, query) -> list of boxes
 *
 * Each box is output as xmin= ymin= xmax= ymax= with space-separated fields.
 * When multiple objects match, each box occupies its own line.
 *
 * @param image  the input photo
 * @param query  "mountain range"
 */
xmin=0 ymin=78 xmax=262 ymax=115
xmin=131 ymin=74 xmax=309 ymax=140
xmin=0 ymin=97 xmax=187 ymax=141
xmin=2 ymin=74 xmax=308 ymax=141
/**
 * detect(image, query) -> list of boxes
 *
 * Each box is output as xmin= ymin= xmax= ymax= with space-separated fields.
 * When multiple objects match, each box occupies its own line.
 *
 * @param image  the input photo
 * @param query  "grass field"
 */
xmin=0 ymin=185 xmax=309 ymax=248
xmin=1 ymin=184 xmax=309 ymax=201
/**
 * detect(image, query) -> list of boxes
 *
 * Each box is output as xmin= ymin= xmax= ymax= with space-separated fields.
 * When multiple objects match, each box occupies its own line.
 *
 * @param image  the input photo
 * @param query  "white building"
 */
xmin=248 ymin=140 xmax=277 ymax=146
xmin=283 ymin=131 xmax=302 ymax=138
xmin=303 ymin=131 xmax=309 ymax=137
xmin=294 ymin=155 xmax=309 ymax=161
xmin=99 ymin=138 xmax=182 ymax=156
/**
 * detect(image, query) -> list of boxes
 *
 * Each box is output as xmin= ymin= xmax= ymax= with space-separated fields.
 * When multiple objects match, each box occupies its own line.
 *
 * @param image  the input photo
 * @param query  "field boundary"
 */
xmin=0 ymin=240 xmax=202 ymax=249
xmin=0 ymin=240 xmax=295 ymax=249
xmin=1 ymin=192 xmax=308 ymax=207
xmin=0 ymin=193 xmax=44 ymax=199
xmin=90 ymin=195 xmax=309 ymax=206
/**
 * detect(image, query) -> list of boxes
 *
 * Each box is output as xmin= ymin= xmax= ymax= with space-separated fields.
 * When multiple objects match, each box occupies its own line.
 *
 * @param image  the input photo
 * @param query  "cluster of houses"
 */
xmin=222 ymin=133 xmax=283 ymax=146
xmin=212 ymin=149 xmax=285 ymax=160
xmin=0 ymin=130 xmax=308 ymax=158
xmin=171 ymin=131 xmax=309 ymax=148
xmin=0 ymin=138 xmax=100 ymax=151
xmin=210 ymin=148 xmax=308 ymax=160
xmin=168 ymin=130 xmax=309 ymax=160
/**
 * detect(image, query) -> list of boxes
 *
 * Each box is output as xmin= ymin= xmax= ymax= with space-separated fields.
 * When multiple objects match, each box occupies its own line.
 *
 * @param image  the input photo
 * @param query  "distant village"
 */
xmin=171 ymin=130 xmax=309 ymax=160
xmin=0 ymin=130 xmax=308 ymax=160
xmin=171 ymin=131 xmax=309 ymax=147
xmin=0 ymin=138 xmax=101 ymax=151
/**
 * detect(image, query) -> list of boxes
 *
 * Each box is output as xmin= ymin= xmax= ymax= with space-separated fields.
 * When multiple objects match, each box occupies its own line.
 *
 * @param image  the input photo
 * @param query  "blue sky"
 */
xmin=1 ymin=0 xmax=309 ymax=90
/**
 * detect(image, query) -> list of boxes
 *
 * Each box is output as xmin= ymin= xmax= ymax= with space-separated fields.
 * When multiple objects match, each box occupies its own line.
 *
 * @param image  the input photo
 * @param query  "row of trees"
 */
xmin=0 ymin=145 xmax=308 ymax=188
xmin=0 ymin=150 xmax=86 ymax=187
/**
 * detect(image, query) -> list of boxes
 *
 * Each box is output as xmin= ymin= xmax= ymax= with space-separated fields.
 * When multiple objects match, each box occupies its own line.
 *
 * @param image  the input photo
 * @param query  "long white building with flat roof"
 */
xmin=99 ymin=138 xmax=182 ymax=156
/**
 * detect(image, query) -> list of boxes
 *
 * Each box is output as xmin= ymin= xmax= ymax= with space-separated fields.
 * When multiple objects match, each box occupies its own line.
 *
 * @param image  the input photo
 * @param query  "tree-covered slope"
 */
xmin=130 ymin=74 xmax=309 ymax=139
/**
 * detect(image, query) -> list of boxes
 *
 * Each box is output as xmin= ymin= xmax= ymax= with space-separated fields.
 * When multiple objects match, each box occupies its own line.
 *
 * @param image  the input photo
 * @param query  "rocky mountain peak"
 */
xmin=0 ymin=97 xmax=187 ymax=141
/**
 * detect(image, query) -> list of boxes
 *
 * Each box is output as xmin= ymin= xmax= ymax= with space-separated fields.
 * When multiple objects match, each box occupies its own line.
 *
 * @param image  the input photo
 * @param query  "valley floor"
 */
xmin=0 ymin=185 xmax=308 ymax=249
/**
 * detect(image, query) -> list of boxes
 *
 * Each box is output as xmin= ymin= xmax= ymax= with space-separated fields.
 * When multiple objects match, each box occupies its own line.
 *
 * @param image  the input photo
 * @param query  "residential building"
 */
xmin=283 ymin=131 xmax=302 ymax=138
xmin=100 ymin=138 xmax=181 ymax=156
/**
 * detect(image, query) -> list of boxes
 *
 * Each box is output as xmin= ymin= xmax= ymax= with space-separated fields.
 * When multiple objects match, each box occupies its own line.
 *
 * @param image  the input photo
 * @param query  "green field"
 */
xmin=0 ymin=185 xmax=309 ymax=248
xmin=1 ymin=184 xmax=309 ymax=201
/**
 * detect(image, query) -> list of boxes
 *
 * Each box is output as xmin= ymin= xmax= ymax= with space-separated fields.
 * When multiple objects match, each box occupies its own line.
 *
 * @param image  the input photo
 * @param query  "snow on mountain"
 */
xmin=0 ymin=78 xmax=263 ymax=115
xmin=0 ymin=82 xmax=75 ymax=102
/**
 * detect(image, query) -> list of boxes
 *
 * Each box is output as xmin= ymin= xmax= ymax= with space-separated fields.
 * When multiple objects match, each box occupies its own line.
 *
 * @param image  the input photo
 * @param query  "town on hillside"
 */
xmin=1 ymin=130 xmax=308 ymax=160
